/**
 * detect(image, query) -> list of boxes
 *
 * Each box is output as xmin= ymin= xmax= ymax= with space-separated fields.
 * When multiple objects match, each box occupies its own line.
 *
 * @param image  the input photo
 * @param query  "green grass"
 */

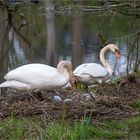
xmin=0 ymin=115 xmax=140 ymax=140
xmin=133 ymin=100 xmax=140 ymax=111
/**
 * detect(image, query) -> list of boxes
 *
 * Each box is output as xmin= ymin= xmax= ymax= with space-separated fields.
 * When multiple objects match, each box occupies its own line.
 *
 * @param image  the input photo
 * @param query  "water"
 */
xmin=0 ymin=3 xmax=140 ymax=81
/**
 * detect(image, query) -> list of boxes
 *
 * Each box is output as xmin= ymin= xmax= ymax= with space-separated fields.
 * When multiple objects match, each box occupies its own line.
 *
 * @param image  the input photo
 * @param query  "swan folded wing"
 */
xmin=74 ymin=63 xmax=108 ymax=77
xmin=4 ymin=64 xmax=55 ymax=79
xmin=4 ymin=64 xmax=64 ymax=88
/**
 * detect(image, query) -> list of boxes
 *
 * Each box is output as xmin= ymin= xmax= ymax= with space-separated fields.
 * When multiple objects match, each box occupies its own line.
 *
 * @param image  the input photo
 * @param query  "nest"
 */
xmin=0 ymin=76 xmax=140 ymax=122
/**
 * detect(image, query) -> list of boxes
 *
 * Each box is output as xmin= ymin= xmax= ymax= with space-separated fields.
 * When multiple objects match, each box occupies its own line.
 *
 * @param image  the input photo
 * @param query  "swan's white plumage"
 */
xmin=74 ymin=63 xmax=108 ymax=77
xmin=74 ymin=63 xmax=109 ymax=85
xmin=0 ymin=61 xmax=73 ymax=91
xmin=0 ymin=80 xmax=31 ymax=90
xmin=73 ymin=44 xmax=120 ymax=86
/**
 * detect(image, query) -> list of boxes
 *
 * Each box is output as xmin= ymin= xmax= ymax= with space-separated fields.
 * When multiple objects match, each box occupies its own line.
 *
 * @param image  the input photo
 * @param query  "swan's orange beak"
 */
xmin=115 ymin=51 xmax=120 ymax=59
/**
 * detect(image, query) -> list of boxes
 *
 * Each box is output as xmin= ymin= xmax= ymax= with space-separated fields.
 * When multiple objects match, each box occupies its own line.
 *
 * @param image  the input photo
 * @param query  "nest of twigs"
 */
xmin=0 ymin=75 xmax=140 ymax=122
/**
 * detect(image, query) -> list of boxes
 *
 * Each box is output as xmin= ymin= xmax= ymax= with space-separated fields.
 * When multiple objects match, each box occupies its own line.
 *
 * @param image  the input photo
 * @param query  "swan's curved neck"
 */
xmin=100 ymin=45 xmax=113 ymax=76
xmin=57 ymin=64 xmax=70 ymax=80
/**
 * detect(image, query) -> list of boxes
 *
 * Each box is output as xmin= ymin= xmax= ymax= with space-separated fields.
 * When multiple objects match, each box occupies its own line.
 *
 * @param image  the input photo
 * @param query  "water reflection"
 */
xmin=0 ymin=4 xmax=139 ymax=82
xmin=8 ymin=30 xmax=27 ymax=70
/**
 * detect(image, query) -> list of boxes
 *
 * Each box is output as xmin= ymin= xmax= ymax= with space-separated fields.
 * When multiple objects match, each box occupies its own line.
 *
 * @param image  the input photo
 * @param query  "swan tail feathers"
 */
xmin=0 ymin=81 xmax=31 ymax=90
xmin=0 ymin=81 xmax=11 ymax=88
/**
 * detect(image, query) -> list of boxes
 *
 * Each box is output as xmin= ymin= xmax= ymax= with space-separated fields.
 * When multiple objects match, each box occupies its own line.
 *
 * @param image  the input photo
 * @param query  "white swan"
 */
xmin=0 ymin=61 xmax=76 ymax=91
xmin=74 ymin=44 xmax=120 ymax=86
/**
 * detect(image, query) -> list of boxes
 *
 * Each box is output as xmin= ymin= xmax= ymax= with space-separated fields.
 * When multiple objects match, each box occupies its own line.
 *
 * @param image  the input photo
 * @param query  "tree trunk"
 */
xmin=0 ymin=8 xmax=9 ymax=81
xmin=71 ymin=4 xmax=83 ymax=68
xmin=45 ymin=0 xmax=57 ymax=66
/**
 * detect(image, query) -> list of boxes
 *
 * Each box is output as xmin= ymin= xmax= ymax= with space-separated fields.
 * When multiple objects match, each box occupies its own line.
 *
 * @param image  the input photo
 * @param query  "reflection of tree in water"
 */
xmin=0 ymin=7 xmax=10 ymax=80
xmin=71 ymin=2 xmax=84 ymax=68
xmin=45 ymin=0 xmax=57 ymax=66
xmin=8 ymin=31 xmax=27 ymax=69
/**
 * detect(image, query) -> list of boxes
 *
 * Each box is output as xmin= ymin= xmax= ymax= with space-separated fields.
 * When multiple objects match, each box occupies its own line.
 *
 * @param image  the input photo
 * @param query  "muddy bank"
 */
xmin=0 ymin=74 xmax=140 ymax=122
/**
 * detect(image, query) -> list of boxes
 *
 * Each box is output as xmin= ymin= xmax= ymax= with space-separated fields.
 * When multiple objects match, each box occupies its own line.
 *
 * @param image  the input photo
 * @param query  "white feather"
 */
xmin=74 ymin=63 xmax=108 ymax=77
xmin=73 ymin=44 xmax=120 ymax=86
xmin=0 ymin=61 xmax=72 ymax=91
xmin=74 ymin=63 xmax=108 ymax=85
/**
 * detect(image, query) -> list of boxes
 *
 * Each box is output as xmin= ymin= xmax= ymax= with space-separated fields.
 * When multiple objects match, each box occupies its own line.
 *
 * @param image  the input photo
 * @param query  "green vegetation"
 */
xmin=133 ymin=100 xmax=140 ymax=111
xmin=0 ymin=115 xmax=140 ymax=139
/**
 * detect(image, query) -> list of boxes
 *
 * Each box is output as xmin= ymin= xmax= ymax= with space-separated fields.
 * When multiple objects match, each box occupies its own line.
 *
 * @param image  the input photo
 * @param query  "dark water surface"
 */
xmin=0 ymin=3 xmax=140 ymax=81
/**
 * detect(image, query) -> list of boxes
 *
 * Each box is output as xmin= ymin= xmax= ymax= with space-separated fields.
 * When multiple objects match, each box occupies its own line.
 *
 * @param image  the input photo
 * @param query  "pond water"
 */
xmin=0 ymin=3 xmax=140 ymax=82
